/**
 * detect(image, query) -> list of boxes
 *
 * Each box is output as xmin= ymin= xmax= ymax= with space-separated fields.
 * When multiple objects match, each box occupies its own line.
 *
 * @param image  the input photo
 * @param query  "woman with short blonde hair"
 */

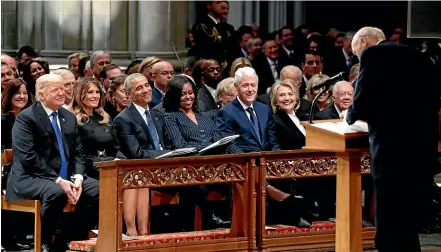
xmin=304 ymin=74 xmax=332 ymax=110
xmin=216 ymin=77 xmax=237 ymax=106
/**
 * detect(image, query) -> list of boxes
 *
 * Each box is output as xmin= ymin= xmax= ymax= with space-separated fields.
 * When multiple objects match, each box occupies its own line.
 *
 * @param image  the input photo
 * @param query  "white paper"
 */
xmin=199 ymin=135 xmax=240 ymax=153
xmin=312 ymin=122 xmax=357 ymax=135
xmin=343 ymin=110 xmax=369 ymax=133
xmin=155 ymin=147 xmax=196 ymax=159
xmin=91 ymin=230 xmax=138 ymax=241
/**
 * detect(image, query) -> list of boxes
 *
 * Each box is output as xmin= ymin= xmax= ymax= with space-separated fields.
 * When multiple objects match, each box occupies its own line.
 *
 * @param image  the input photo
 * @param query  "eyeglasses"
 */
xmin=154 ymin=71 xmax=175 ymax=77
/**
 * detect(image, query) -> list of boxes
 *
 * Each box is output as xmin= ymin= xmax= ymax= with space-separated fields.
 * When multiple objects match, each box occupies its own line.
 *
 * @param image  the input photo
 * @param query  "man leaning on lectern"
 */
xmin=346 ymin=26 xmax=440 ymax=251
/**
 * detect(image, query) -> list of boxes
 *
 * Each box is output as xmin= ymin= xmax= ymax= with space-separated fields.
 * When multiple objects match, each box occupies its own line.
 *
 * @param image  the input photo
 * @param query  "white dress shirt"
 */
xmin=207 ymin=14 xmax=219 ymax=24
xmin=287 ymin=111 xmax=306 ymax=136
xmin=133 ymin=103 xmax=163 ymax=150
xmin=41 ymin=103 xmax=83 ymax=183
xmin=237 ymin=98 xmax=256 ymax=121
xmin=266 ymin=57 xmax=279 ymax=82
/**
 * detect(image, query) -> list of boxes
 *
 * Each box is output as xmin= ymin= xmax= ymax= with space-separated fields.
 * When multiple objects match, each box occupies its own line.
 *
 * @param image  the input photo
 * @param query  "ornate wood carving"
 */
xmin=122 ymin=163 xmax=246 ymax=189
xmin=266 ymin=156 xmax=371 ymax=178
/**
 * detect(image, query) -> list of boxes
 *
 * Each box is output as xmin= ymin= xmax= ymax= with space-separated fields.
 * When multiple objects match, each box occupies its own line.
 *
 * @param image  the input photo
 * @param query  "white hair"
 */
xmin=124 ymin=73 xmax=144 ymax=91
xmin=35 ymin=74 xmax=63 ymax=101
xmin=53 ymin=69 xmax=74 ymax=80
xmin=355 ymin=27 xmax=386 ymax=40
xmin=215 ymin=77 xmax=235 ymax=102
xmin=85 ymin=60 xmax=91 ymax=69
xmin=332 ymin=81 xmax=353 ymax=95
xmin=234 ymin=67 xmax=258 ymax=85
xmin=280 ymin=65 xmax=303 ymax=83
xmin=90 ymin=51 xmax=111 ymax=66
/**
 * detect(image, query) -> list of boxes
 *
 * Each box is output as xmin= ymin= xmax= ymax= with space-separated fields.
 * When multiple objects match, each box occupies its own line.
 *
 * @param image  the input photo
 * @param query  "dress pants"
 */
xmin=37 ymin=177 xmax=99 ymax=244
xmin=373 ymin=175 xmax=432 ymax=252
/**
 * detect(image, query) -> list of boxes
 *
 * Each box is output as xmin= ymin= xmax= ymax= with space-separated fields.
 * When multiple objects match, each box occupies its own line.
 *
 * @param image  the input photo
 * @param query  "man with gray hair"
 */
xmin=53 ymin=69 xmax=75 ymax=107
xmin=347 ymin=26 xmax=440 ymax=251
xmin=1 ymin=53 xmax=18 ymax=77
xmin=7 ymin=74 xmax=99 ymax=251
xmin=315 ymin=80 xmax=353 ymax=120
xmin=113 ymin=73 xmax=168 ymax=159
xmin=90 ymin=51 xmax=111 ymax=79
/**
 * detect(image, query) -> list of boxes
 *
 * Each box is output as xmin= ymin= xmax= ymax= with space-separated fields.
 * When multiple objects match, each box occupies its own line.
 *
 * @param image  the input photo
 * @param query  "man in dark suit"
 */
xmin=253 ymin=39 xmax=286 ymax=95
xmin=197 ymin=60 xmax=222 ymax=111
xmin=301 ymin=50 xmax=323 ymax=94
xmin=7 ymin=74 xmax=99 ymax=252
xmin=277 ymin=26 xmax=304 ymax=68
xmin=347 ymin=27 xmax=440 ymax=251
xmin=192 ymin=1 xmax=232 ymax=68
xmin=150 ymin=61 xmax=175 ymax=108
xmin=315 ymin=81 xmax=353 ymax=120
xmin=323 ymin=32 xmax=359 ymax=80
xmin=113 ymin=73 xmax=168 ymax=159
xmin=216 ymin=67 xmax=311 ymax=227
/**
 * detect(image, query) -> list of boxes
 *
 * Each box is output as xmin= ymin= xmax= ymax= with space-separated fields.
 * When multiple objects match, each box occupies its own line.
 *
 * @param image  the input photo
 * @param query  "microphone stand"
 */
xmin=308 ymin=88 xmax=328 ymax=124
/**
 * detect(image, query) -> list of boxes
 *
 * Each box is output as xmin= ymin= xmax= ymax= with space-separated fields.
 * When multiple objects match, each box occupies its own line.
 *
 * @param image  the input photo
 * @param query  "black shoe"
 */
xmin=297 ymin=217 xmax=312 ymax=228
xmin=280 ymin=194 xmax=312 ymax=227
xmin=41 ymin=244 xmax=51 ymax=252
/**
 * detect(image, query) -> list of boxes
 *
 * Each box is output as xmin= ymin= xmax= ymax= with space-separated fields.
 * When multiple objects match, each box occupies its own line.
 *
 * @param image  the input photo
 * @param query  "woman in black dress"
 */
xmin=69 ymin=77 xmax=124 ymax=180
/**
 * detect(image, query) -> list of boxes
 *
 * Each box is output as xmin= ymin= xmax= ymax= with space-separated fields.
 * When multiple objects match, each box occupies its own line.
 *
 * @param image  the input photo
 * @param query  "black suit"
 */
xmin=314 ymin=104 xmax=340 ymax=120
xmin=1 ymin=113 xmax=15 ymax=150
xmin=193 ymin=16 xmax=231 ymax=66
xmin=272 ymin=110 xmax=306 ymax=150
xmin=6 ymin=102 xmax=99 ymax=244
xmin=77 ymin=114 xmax=125 ymax=179
xmin=198 ymin=86 xmax=218 ymax=111
xmin=278 ymin=46 xmax=304 ymax=68
xmin=347 ymin=41 xmax=440 ymax=251
xmin=323 ymin=48 xmax=359 ymax=80
xmin=113 ymin=103 xmax=168 ymax=159
xmin=253 ymin=55 xmax=286 ymax=95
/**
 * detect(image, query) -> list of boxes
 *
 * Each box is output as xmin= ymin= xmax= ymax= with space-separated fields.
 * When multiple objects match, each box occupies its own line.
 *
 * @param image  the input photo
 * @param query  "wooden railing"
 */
xmin=94 ymin=153 xmax=257 ymax=252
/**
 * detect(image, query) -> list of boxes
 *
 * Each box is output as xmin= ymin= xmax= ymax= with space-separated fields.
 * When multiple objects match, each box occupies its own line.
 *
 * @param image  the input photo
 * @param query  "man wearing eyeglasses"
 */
xmin=315 ymin=80 xmax=353 ymax=120
xmin=53 ymin=69 xmax=76 ymax=109
xmin=151 ymin=61 xmax=175 ymax=108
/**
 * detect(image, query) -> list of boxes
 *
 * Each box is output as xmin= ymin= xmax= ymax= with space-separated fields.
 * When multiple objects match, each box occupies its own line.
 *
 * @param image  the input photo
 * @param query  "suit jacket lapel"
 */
xmin=253 ymin=103 xmax=266 ymax=143
xmin=278 ymin=110 xmax=304 ymax=140
xmin=150 ymin=110 xmax=165 ymax=148
xmin=34 ymin=103 xmax=59 ymax=153
xmin=129 ymin=104 xmax=153 ymax=142
xmin=232 ymin=99 xmax=260 ymax=143
xmin=200 ymin=87 xmax=216 ymax=109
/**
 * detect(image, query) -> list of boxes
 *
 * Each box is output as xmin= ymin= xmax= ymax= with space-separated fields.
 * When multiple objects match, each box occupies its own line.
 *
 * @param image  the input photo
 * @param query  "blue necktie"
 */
xmin=246 ymin=107 xmax=261 ymax=144
xmin=51 ymin=112 xmax=68 ymax=180
xmin=145 ymin=110 xmax=160 ymax=150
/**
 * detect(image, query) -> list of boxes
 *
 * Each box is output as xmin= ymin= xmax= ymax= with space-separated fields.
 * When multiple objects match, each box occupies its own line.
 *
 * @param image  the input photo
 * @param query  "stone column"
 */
xmin=268 ymin=1 xmax=287 ymax=33
xmin=293 ymin=1 xmax=305 ymax=28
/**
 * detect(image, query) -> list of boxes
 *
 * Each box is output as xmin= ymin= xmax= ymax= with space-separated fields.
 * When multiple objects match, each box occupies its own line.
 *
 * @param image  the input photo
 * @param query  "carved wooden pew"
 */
xmin=69 ymin=154 xmax=257 ymax=252
xmin=256 ymin=150 xmax=375 ymax=251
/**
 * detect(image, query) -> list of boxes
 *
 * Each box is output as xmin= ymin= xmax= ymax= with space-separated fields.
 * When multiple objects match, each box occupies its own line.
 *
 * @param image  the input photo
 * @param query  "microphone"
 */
xmin=311 ymin=72 xmax=345 ymax=91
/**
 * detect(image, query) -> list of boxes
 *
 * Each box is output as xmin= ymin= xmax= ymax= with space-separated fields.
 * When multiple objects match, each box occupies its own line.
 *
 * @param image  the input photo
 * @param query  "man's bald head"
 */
xmin=280 ymin=65 xmax=303 ymax=89
xmin=351 ymin=26 xmax=386 ymax=58
xmin=1 ymin=54 xmax=17 ymax=75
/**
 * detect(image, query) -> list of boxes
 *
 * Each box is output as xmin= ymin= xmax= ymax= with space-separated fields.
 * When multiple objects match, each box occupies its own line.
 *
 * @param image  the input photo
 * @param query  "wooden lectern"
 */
xmin=302 ymin=119 xmax=369 ymax=252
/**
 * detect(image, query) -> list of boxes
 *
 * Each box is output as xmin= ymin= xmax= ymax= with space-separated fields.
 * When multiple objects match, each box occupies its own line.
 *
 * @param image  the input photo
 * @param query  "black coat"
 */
xmin=273 ymin=110 xmax=306 ymax=150
xmin=314 ymin=104 xmax=340 ymax=120
xmin=113 ymin=104 xmax=169 ymax=159
xmin=1 ymin=113 xmax=15 ymax=150
xmin=347 ymin=41 xmax=440 ymax=179
xmin=6 ymin=102 xmax=86 ymax=201
xmin=198 ymin=86 xmax=218 ymax=111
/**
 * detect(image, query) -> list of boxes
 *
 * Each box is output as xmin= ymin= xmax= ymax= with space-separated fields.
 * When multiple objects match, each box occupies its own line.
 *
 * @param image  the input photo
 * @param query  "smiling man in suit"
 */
xmin=7 ymin=74 xmax=99 ymax=252
xmin=113 ymin=73 xmax=169 ymax=235
xmin=216 ymin=67 xmax=311 ymax=227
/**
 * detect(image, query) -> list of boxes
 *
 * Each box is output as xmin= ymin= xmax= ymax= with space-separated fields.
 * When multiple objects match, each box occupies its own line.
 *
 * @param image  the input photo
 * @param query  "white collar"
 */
xmin=303 ymin=75 xmax=309 ymax=84
xmin=334 ymin=103 xmax=342 ymax=115
xmin=207 ymin=14 xmax=219 ymax=24
xmin=266 ymin=57 xmax=278 ymax=66
xmin=342 ymin=48 xmax=350 ymax=60
xmin=205 ymin=85 xmax=217 ymax=100
xmin=133 ymin=102 xmax=149 ymax=117
xmin=237 ymin=97 xmax=254 ymax=111
xmin=376 ymin=39 xmax=384 ymax=45
xmin=282 ymin=45 xmax=293 ymax=56
xmin=41 ymin=102 xmax=58 ymax=117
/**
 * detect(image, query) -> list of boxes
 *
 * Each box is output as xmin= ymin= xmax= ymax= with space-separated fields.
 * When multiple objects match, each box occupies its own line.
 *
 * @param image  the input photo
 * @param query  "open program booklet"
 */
xmin=199 ymin=135 xmax=240 ymax=154
xmin=155 ymin=147 xmax=197 ymax=159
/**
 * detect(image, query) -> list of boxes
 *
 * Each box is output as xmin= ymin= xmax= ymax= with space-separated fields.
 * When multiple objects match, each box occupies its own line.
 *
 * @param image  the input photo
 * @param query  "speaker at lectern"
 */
xmin=407 ymin=1 xmax=441 ymax=39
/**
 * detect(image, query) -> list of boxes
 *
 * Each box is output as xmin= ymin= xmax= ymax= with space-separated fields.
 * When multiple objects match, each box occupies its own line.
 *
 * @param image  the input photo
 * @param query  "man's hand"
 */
xmin=58 ymin=179 xmax=78 ymax=205
xmin=73 ymin=178 xmax=83 ymax=202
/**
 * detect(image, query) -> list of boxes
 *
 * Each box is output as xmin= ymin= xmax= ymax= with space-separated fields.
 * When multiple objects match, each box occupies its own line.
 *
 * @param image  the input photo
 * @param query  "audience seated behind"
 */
xmin=197 ymin=59 xmax=223 ymax=111
xmin=69 ymin=77 xmax=125 ymax=180
xmin=150 ymin=61 xmax=174 ymax=108
xmin=304 ymin=73 xmax=332 ymax=113
xmin=104 ymin=74 xmax=129 ymax=119
xmin=314 ymin=80 xmax=354 ymax=120
xmin=202 ymin=77 xmax=237 ymax=121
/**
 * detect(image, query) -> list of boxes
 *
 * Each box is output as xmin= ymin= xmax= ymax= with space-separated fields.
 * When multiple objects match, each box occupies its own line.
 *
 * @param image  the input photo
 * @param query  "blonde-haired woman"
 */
xmin=69 ymin=77 xmax=124 ymax=179
xmin=304 ymin=74 xmax=333 ymax=111
xmin=229 ymin=57 xmax=252 ymax=77
xmin=204 ymin=77 xmax=237 ymax=120
xmin=245 ymin=38 xmax=262 ymax=61
xmin=270 ymin=80 xmax=306 ymax=150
